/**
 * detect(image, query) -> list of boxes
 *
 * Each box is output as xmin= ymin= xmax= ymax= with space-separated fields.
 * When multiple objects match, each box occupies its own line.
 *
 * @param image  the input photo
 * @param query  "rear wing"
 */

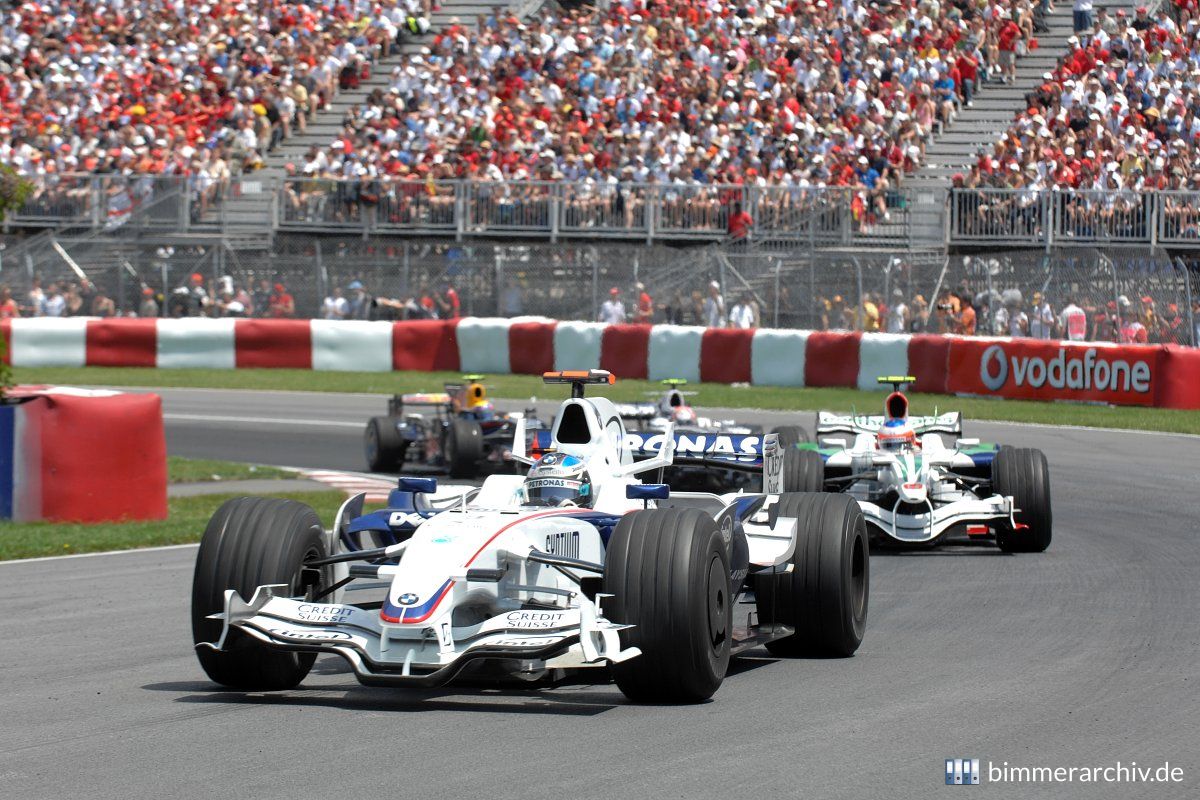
xmin=816 ymin=410 xmax=963 ymax=438
xmin=399 ymin=392 xmax=452 ymax=406
xmin=624 ymin=431 xmax=783 ymax=493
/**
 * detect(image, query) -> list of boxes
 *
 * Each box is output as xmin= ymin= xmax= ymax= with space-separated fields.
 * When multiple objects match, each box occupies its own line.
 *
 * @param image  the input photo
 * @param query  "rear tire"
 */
xmin=756 ymin=493 xmax=868 ymax=657
xmin=191 ymin=497 xmax=327 ymax=690
xmin=782 ymin=447 xmax=825 ymax=493
xmin=771 ymin=424 xmax=810 ymax=448
xmin=445 ymin=418 xmax=484 ymax=478
xmin=992 ymin=447 xmax=1052 ymax=553
xmin=603 ymin=508 xmax=731 ymax=703
xmin=365 ymin=416 xmax=407 ymax=472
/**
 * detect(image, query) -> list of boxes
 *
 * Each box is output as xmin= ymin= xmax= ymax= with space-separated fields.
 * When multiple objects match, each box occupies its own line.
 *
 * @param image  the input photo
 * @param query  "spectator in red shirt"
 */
xmin=0 ymin=285 xmax=18 ymax=319
xmin=268 ymin=282 xmax=295 ymax=318
xmin=728 ymin=203 xmax=754 ymax=243
xmin=633 ymin=282 xmax=654 ymax=324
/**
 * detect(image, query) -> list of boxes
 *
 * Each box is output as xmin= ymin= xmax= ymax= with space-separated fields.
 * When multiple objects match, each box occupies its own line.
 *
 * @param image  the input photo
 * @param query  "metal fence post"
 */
xmin=773 ymin=256 xmax=781 ymax=328
xmin=315 ymin=239 xmax=325 ymax=307
xmin=455 ymin=182 xmax=465 ymax=243
xmin=1182 ymin=256 xmax=1196 ymax=346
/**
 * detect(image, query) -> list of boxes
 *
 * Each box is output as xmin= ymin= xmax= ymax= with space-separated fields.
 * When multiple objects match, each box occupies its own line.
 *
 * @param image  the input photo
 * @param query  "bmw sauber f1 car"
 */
xmin=364 ymin=374 xmax=547 ymax=478
xmin=615 ymin=378 xmax=808 ymax=491
xmin=193 ymin=370 xmax=869 ymax=703
xmin=782 ymin=377 xmax=1051 ymax=552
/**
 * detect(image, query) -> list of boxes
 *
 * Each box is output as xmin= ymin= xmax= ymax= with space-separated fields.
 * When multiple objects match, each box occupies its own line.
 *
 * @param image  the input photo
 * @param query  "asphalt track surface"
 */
xmin=2 ymin=387 xmax=1198 ymax=799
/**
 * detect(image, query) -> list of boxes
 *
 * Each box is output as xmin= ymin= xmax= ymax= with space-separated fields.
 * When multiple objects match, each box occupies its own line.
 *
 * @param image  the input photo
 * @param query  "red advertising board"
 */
xmin=947 ymin=338 xmax=1162 ymax=407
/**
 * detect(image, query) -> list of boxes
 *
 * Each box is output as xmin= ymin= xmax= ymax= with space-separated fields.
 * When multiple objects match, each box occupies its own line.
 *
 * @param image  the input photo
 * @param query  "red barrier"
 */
xmin=38 ymin=391 xmax=168 ymax=522
xmin=392 ymin=320 xmax=460 ymax=372
xmin=700 ymin=328 xmax=754 ymax=384
xmin=947 ymin=338 xmax=1161 ymax=406
xmin=0 ymin=319 xmax=10 ymax=365
xmin=804 ymin=331 xmax=862 ymax=387
xmin=600 ymin=324 xmax=651 ymax=380
xmin=509 ymin=321 xmax=557 ymax=375
xmin=234 ymin=319 xmax=313 ymax=369
xmin=1155 ymin=346 xmax=1200 ymax=409
xmin=86 ymin=318 xmax=158 ymax=368
xmin=907 ymin=334 xmax=952 ymax=395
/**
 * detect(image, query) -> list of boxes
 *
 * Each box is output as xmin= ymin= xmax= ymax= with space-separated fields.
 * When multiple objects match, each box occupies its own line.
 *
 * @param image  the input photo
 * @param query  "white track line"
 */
xmin=164 ymin=413 xmax=361 ymax=428
xmin=0 ymin=542 xmax=199 ymax=566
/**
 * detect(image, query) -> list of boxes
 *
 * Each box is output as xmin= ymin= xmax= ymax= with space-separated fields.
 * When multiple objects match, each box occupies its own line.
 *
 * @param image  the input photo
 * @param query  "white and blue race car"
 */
xmin=192 ymin=370 xmax=869 ymax=703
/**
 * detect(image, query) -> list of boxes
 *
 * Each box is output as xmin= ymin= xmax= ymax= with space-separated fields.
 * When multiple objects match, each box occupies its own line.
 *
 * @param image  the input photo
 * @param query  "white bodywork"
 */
xmin=823 ymin=433 xmax=1014 ymax=544
xmin=205 ymin=392 xmax=793 ymax=684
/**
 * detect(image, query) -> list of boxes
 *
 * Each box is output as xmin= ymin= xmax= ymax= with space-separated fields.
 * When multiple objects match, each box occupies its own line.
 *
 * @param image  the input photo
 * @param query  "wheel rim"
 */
xmin=365 ymin=424 xmax=378 ymax=464
xmin=850 ymin=533 xmax=867 ymax=621
xmin=706 ymin=554 xmax=728 ymax=650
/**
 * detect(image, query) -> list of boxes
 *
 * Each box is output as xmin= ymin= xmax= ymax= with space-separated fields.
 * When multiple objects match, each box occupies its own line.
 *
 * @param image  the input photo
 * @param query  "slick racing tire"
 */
xmin=603 ymin=508 xmax=732 ymax=703
xmin=756 ymin=493 xmax=868 ymax=657
xmin=992 ymin=447 xmax=1052 ymax=553
xmin=365 ymin=416 xmax=407 ymax=472
xmin=771 ymin=424 xmax=810 ymax=448
xmin=191 ymin=497 xmax=328 ymax=690
xmin=445 ymin=418 xmax=484 ymax=478
xmin=782 ymin=447 xmax=824 ymax=493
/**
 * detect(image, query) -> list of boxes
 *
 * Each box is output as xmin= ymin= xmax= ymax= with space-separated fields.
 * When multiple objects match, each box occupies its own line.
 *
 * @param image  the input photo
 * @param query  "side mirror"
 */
xmin=398 ymin=476 xmax=438 ymax=494
xmin=626 ymin=484 xmax=670 ymax=501
xmin=824 ymin=438 xmax=848 ymax=449
xmin=957 ymin=438 xmax=980 ymax=447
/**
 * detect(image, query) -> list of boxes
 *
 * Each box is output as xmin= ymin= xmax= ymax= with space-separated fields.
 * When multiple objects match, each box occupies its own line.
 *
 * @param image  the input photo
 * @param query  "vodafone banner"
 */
xmin=948 ymin=338 xmax=1161 ymax=406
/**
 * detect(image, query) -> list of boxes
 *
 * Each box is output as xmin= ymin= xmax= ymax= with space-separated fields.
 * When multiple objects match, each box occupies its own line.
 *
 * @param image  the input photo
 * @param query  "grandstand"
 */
xmin=0 ymin=0 xmax=1196 ymax=345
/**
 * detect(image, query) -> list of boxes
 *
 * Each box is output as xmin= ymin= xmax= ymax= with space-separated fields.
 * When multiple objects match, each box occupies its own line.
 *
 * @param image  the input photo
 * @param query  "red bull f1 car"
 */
xmin=193 ymin=370 xmax=869 ymax=703
xmin=364 ymin=374 xmax=547 ymax=478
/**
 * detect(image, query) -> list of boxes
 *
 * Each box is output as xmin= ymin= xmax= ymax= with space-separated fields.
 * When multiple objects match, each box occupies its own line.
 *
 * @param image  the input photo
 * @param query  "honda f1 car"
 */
xmin=193 ymin=370 xmax=869 ymax=703
xmin=364 ymin=374 xmax=547 ymax=478
xmin=782 ymin=377 xmax=1051 ymax=552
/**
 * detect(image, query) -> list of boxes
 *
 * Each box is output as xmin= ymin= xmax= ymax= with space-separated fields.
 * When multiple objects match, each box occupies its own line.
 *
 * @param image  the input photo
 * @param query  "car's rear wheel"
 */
xmin=782 ymin=447 xmax=824 ymax=493
xmin=445 ymin=418 xmax=484 ymax=478
xmin=771 ymin=424 xmax=810 ymax=448
xmin=992 ymin=447 xmax=1052 ymax=553
xmin=191 ymin=497 xmax=327 ymax=690
xmin=603 ymin=508 xmax=731 ymax=703
xmin=756 ymin=493 xmax=868 ymax=657
xmin=365 ymin=416 xmax=407 ymax=472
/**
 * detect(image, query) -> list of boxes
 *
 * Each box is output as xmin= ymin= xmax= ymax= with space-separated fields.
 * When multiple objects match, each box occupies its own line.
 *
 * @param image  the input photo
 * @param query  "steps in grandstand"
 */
xmin=199 ymin=0 xmax=536 ymax=238
xmin=904 ymin=2 xmax=1129 ymax=245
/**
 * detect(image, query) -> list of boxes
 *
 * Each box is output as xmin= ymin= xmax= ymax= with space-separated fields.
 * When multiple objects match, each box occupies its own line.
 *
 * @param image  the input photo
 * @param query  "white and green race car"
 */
xmin=782 ymin=377 xmax=1051 ymax=552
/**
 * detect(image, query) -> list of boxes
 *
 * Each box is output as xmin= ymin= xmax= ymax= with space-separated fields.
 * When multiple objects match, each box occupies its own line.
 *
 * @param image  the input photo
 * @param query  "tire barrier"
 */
xmin=5 ymin=318 xmax=1200 ymax=409
xmin=0 ymin=387 xmax=167 ymax=522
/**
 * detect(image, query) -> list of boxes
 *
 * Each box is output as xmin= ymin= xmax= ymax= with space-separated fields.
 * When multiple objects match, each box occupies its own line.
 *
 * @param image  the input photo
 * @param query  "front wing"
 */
xmin=857 ymin=493 xmax=1014 ymax=544
xmin=199 ymin=584 xmax=640 ymax=687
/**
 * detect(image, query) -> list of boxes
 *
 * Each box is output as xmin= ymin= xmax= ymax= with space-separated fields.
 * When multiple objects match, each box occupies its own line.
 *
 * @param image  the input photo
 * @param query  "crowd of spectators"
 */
xmin=282 ymin=0 xmax=1035 ymax=232
xmin=955 ymin=2 xmax=1200 ymax=240
xmin=810 ymin=283 xmax=1195 ymax=344
xmin=2 ymin=0 xmax=432 ymax=218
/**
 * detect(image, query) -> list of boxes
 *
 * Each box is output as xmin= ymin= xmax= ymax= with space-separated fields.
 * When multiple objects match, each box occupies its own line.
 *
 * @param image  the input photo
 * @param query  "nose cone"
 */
xmin=898 ymin=481 xmax=927 ymax=504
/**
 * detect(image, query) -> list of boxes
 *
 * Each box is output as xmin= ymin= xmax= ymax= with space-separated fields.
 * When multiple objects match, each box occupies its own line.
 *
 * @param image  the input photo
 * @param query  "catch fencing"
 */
xmin=1 ymin=231 xmax=1193 ymax=345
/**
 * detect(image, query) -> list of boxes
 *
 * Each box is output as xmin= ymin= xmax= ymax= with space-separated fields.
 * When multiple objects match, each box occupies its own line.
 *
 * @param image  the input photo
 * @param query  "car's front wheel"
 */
xmin=603 ymin=508 xmax=731 ymax=703
xmin=191 ymin=497 xmax=328 ymax=690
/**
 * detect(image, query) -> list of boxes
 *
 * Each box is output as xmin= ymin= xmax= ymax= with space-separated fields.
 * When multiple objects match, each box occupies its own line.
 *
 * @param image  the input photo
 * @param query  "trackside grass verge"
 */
xmin=167 ymin=456 xmax=291 ymax=484
xmin=14 ymin=365 xmax=1200 ymax=435
xmin=0 ymin=491 xmax=346 ymax=562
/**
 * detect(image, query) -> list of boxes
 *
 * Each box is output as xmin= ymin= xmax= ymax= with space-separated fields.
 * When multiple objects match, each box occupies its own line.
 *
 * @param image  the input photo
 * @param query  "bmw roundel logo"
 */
xmin=541 ymin=454 xmax=558 ymax=465
xmin=397 ymin=593 xmax=419 ymax=605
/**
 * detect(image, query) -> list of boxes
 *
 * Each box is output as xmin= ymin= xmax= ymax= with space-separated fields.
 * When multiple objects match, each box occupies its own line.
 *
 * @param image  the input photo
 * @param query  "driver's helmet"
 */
xmin=520 ymin=453 xmax=594 ymax=508
xmin=877 ymin=418 xmax=917 ymax=453
xmin=672 ymin=405 xmax=698 ymax=425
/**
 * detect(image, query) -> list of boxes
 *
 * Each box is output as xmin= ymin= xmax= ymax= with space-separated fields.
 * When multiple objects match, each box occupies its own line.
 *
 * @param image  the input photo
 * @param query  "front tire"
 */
xmin=191 ymin=497 xmax=327 ymax=690
xmin=756 ymin=493 xmax=868 ymax=657
xmin=992 ymin=447 xmax=1052 ymax=553
xmin=365 ymin=416 xmax=407 ymax=472
xmin=603 ymin=508 xmax=731 ymax=703
xmin=445 ymin=418 xmax=484 ymax=478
